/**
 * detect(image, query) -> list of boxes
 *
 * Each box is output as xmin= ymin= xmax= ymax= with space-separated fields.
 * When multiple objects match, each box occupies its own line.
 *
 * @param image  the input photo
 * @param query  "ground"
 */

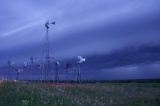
xmin=0 ymin=81 xmax=160 ymax=106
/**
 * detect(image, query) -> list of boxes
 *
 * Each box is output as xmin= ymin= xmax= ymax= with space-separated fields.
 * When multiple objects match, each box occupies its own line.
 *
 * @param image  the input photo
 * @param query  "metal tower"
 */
xmin=77 ymin=56 xmax=85 ymax=83
xmin=77 ymin=63 xmax=81 ymax=83
xmin=55 ymin=61 xmax=60 ymax=83
xmin=65 ymin=63 xmax=71 ymax=82
xmin=45 ymin=21 xmax=55 ymax=80
xmin=7 ymin=60 xmax=12 ymax=80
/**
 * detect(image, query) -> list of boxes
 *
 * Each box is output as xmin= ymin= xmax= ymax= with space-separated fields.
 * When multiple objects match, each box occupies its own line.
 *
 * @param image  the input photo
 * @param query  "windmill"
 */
xmin=23 ymin=61 xmax=28 ymax=69
xmin=65 ymin=63 xmax=71 ymax=82
xmin=30 ymin=57 xmax=34 ymax=65
xmin=77 ymin=56 xmax=85 ymax=83
xmin=30 ymin=56 xmax=35 ymax=71
xmin=39 ymin=63 xmax=45 ymax=82
xmin=7 ymin=60 xmax=12 ymax=80
xmin=16 ymin=68 xmax=23 ymax=81
xmin=45 ymin=21 xmax=55 ymax=80
xmin=7 ymin=60 xmax=16 ymax=80
xmin=55 ymin=61 xmax=60 ymax=83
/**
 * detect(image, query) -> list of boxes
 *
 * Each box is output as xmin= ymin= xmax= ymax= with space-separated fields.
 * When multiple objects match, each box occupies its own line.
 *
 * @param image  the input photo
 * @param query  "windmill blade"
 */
xmin=52 ymin=21 xmax=56 ymax=25
xmin=11 ymin=61 xmax=16 ymax=66
xmin=77 ymin=56 xmax=86 ymax=63
xmin=7 ymin=60 xmax=16 ymax=67
xmin=23 ymin=61 xmax=28 ymax=67
xmin=56 ymin=61 xmax=60 ymax=65
xmin=45 ymin=21 xmax=49 ymax=29
xmin=17 ymin=68 xmax=23 ymax=73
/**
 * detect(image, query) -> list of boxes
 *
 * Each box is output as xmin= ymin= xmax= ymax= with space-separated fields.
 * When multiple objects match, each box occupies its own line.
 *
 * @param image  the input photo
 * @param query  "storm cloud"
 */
xmin=0 ymin=0 xmax=160 ymax=80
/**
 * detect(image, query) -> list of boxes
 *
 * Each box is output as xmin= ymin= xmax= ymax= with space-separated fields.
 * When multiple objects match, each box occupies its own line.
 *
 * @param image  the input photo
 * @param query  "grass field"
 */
xmin=0 ymin=81 xmax=160 ymax=106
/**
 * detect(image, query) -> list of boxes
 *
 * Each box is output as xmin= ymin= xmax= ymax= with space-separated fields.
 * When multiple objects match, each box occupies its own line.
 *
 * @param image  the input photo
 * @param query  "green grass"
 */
xmin=0 ymin=81 xmax=160 ymax=106
xmin=0 ymin=81 xmax=74 ymax=106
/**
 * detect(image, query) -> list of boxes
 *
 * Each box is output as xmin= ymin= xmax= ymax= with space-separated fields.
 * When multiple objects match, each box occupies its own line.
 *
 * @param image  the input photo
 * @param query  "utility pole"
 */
xmin=45 ymin=21 xmax=55 ymax=81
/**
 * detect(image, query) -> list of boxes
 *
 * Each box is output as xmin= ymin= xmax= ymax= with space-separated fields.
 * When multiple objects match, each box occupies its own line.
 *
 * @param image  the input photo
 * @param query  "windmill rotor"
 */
xmin=77 ymin=56 xmax=86 ymax=63
xmin=77 ymin=56 xmax=85 ymax=83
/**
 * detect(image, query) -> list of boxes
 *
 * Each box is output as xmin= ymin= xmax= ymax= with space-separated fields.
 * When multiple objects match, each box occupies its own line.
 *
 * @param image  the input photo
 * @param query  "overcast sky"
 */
xmin=0 ymin=0 xmax=160 ymax=80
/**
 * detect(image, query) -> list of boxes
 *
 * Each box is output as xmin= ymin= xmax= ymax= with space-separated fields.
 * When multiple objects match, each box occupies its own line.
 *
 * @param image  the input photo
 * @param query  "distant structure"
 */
xmin=77 ymin=56 xmax=85 ymax=83
xmin=45 ymin=21 xmax=55 ymax=80
xmin=7 ymin=60 xmax=16 ymax=80
xmin=23 ymin=61 xmax=28 ymax=69
xmin=55 ymin=61 xmax=60 ymax=82
xmin=16 ymin=68 xmax=22 ymax=81
xmin=30 ymin=57 xmax=34 ymax=66
xmin=7 ymin=60 xmax=12 ymax=80
xmin=65 ymin=63 xmax=71 ymax=82
xmin=29 ymin=57 xmax=36 ymax=81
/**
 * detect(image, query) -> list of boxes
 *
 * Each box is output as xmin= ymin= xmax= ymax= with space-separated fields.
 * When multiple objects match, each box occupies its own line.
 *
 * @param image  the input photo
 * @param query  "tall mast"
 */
xmin=45 ymin=21 xmax=55 ymax=80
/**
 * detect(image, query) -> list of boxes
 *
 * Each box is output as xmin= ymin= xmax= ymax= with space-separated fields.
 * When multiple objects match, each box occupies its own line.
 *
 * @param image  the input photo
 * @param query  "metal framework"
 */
xmin=45 ymin=21 xmax=55 ymax=80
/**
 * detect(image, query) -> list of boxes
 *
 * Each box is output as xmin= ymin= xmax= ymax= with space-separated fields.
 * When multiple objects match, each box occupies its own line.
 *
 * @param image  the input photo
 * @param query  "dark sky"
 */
xmin=0 ymin=0 xmax=160 ymax=80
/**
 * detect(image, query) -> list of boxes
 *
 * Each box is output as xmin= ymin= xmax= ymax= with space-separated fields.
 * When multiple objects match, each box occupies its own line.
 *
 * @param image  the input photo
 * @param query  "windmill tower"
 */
xmin=7 ymin=60 xmax=16 ymax=80
xmin=55 ymin=61 xmax=60 ymax=83
xmin=7 ymin=60 xmax=12 ymax=80
xmin=77 ymin=56 xmax=85 ymax=83
xmin=30 ymin=57 xmax=34 ymax=66
xmin=30 ymin=57 xmax=37 ymax=81
xmin=16 ymin=68 xmax=21 ymax=81
xmin=44 ymin=21 xmax=55 ymax=80
xmin=65 ymin=63 xmax=71 ymax=82
xmin=30 ymin=56 xmax=36 ymax=71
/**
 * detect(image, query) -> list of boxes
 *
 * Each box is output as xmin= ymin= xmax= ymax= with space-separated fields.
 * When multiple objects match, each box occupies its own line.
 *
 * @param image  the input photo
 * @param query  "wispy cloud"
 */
xmin=0 ymin=20 xmax=45 ymax=38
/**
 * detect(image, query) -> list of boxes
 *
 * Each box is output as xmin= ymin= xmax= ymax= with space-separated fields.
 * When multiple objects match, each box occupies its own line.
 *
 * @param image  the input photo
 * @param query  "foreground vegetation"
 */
xmin=0 ymin=81 xmax=160 ymax=106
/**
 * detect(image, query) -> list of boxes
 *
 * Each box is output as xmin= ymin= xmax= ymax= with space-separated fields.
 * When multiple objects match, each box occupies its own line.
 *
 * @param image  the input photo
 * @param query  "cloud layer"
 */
xmin=0 ymin=0 xmax=160 ymax=79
